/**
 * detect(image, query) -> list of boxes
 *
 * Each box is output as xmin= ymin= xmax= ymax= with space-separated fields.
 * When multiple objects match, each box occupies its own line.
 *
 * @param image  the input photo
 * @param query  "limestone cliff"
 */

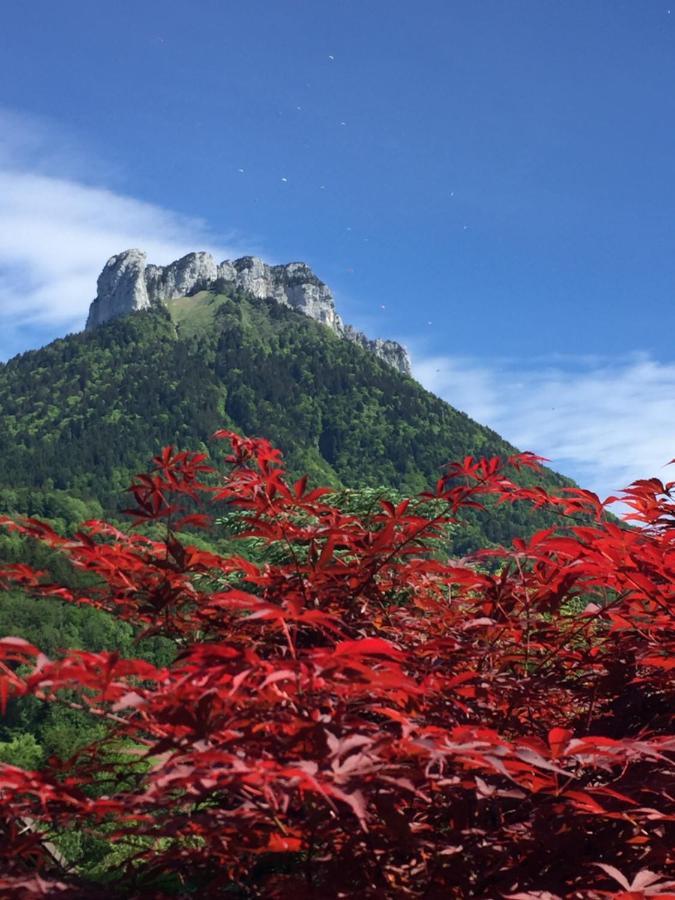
xmin=85 ymin=250 xmax=411 ymax=375
xmin=85 ymin=250 xmax=151 ymax=328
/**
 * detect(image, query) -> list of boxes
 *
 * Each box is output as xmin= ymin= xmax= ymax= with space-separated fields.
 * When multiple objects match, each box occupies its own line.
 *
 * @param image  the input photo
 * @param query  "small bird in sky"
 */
xmin=339 ymin=121 xmax=347 ymax=126
xmin=281 ymin=177 xmax=288 ymax=183
xmin=237 ymin=168 xmax=245 ymax=174
xmin=328 ymin=54 xmax=335 ymax=60
xmin=380 ymin=304 xmax=386 ymax=310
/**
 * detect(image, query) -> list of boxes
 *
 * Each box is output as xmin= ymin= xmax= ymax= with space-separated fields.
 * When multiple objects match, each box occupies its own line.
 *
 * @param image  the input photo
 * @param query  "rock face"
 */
xmin=343 ymin=327 xmax=412 ymax=376
xmin=86 ymin=250 xmax=411 ymax=376
xmin=86 ymin=250 xmax=151 ymax=329
xmin=145 ymin=251 xmax=218 ymax=303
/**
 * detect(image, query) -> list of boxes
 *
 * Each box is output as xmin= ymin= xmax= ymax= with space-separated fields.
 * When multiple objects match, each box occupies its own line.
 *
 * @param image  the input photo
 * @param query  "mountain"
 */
xmin=0 ymin=251 xmax=573 ymax=551
xmin=86 ymin=249 xmax=411 ymax=374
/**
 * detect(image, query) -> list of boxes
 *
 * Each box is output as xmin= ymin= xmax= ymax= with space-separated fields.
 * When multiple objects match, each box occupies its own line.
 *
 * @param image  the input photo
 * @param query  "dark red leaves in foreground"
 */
xmin=0 ymin=433 xmax=673 ymax=897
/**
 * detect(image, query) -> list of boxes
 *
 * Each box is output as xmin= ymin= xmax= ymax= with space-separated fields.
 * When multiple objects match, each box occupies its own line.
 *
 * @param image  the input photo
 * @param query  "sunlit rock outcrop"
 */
xmin=86 ymin=249 xmax=411 ymax=375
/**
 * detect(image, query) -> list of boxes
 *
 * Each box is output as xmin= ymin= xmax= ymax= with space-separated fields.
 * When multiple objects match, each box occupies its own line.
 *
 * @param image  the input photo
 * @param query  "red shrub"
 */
xmin=0 ymin=433 xmax=672 ymax=897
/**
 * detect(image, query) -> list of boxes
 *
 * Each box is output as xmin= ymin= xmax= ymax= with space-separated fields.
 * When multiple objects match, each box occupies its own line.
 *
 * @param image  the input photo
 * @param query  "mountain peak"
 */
xmin=85 ymin=249 xmax=411 ymax=375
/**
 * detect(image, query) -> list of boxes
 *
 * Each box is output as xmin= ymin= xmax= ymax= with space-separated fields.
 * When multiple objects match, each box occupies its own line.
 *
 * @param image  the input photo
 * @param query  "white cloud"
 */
xmin=414 ymin=351 xmax=675 ymax=499
xmin=0 ymin=109 xmax=247 ymax=359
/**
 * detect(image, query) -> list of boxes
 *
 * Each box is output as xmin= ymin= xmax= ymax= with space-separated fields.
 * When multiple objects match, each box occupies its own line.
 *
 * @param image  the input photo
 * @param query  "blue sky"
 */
xmin=2 ymin=0 xmax=675 ymax=498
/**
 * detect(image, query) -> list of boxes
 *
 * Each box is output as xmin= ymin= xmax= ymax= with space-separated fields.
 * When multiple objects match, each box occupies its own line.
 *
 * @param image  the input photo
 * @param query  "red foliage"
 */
xmin=0 ymin=434 xmax=673 ymax=897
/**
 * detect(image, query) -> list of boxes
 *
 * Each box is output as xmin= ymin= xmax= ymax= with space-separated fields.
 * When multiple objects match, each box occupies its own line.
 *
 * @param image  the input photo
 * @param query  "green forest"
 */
xmin=0 ymin=287 xmax=572 ymax=544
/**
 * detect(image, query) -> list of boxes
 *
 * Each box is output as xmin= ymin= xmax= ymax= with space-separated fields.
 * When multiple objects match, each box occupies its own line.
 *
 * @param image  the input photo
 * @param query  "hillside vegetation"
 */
xmin=0 ymin=286 xmax=572 ymax=551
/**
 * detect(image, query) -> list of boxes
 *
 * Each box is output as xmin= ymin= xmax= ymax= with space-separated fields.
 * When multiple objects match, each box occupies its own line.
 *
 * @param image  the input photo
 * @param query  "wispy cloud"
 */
xmin=413 ymin=351 xmax=675 ymax=498
xmin=0 ymin=109 xmax=247 ymax=359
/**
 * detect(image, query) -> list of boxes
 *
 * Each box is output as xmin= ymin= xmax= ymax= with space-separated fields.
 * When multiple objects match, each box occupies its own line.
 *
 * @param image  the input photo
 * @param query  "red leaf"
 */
xmin=548 ymin=727 xmax=573 ymax=757
xmin=332 ymin=637 xmax=404 ymax=659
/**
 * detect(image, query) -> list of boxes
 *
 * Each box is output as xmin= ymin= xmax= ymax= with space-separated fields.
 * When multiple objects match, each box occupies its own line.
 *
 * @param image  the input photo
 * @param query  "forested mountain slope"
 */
xmin=0 ymin=287 xmax=572 ymax=549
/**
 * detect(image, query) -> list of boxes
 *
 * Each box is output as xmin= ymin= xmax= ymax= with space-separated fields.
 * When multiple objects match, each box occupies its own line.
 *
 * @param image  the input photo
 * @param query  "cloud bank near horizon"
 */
xmin=414 ymin=351 xmax=675 ymax=500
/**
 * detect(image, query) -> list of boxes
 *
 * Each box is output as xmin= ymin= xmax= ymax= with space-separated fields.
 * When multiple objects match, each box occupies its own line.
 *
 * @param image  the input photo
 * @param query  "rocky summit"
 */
xmin=85 ymin=250 xmax=411 ymax=375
